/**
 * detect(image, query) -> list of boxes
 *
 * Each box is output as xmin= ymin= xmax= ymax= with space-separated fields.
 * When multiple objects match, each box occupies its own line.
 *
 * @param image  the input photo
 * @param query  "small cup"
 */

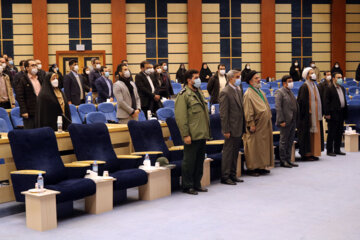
xmin=103 ymin=171 xmax=109 ymax=177
xmin=106 ymin=99 xmax=111 ymax=103
xmin=155 ymin=162 xmax=160 ymax=168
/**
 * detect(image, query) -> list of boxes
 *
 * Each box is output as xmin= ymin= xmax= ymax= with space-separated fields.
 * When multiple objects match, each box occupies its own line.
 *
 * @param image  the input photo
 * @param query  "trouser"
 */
xmin=279 ymin=120 xmax=296 ymax=163
xmin=327 ymin=114 xmax=344 ymax=153
xmin=182 ymin=139 xmax=206 ymax=189
xmin=118 ymin=116 xmax=138 ymax=124
xmin=92 ymin=92 xmax=98 ymax=104
xmin=23 ymin=116 xmax=36 ymax=129
xmin=0 ymin=101 xmax=11 ymax=109
xmin=222 ymin=136 xmax=241 ymax=180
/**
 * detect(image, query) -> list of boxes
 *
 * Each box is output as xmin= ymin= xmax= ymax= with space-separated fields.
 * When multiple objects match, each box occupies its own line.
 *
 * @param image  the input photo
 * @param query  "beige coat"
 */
xmin=243 ymin=87 xmax=274 ymax=170
xmin=2 ymin=74 xmax=15 ymax=108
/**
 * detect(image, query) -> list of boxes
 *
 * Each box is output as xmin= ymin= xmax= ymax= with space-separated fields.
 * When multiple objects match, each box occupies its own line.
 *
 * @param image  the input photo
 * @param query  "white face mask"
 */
xmin=246 ymin=65 xmax=250 ymax=70
xmin=311 ymin=64 xmax=315 ymax=68
xmin=85 ymin=70 xmax=90 ymax=75
xmin=156 ymin=68 xmax=162 ymax=74
xmin=96 ymin=64 xmax=101 ymax=70
xmin=145 ymin=68 xmax=152 ymax=75
xmin=287 ymin=82 xmax=294 ymax=89
xmin=124 ymin=70 xmax=130 ymax=78
xmin=311 ymin=73 xmax=317 ymax=81
xmin=51 ymin=79 xmax=59 ymax=88
xmin=294 ymin=62 xmax=298 ymax=66
xmin=31 ymin=68 xmax=38 ymax=75
xmin=163 ymin=66 xmax=167 ymax=71
xmin=0 ymin=66 xmax=3 ymax=73
xmin=219 ymin=69 xmax=226 ymax=76
xmin=1 ymin=63 xmax=6 ymax=68
xmin=326 ymin=75 xmax=331 ymax=81
xmin=37 ymin=64 xmax=42 ymax=70
xmin=335 ymin=64 xmax=339 ymax=68
xmin=73 ymin=65 xmax=79 ymax=72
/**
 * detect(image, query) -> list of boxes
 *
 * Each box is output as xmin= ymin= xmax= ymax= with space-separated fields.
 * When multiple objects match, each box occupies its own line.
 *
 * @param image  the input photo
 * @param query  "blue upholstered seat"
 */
xmin=346 ymin=81 xmax=357 ymax=87
xmin=86 ymin=112 xmax=107 ymax=124
xmin=78 ymin=103 xmax=96 ymax=123
xmin=156 ymin=107 xmax=175 ymax=121
xmin=0 ymin=119 xmax=8 ymax=132
xmin=138 ymin=110 xmax=146 ymax=121
xmin=211 ymin=104 xmax=220 ymax=114
xmin=0 ymin=107 xmax=13 ymax=132
xmin=166 ymin=117 xmax=184 ymax=146
xmin=98 ymin=102 xmax=118 ymax=123
xmin=68 ymin=123 xmax=148 ymax=192
xmin=200 ymin=82 xmax=208 ymax=90
xmin=9 ymin=127 xmax=96 ymax=203
xmin=349 ymin=87 xmax=359 ymax=96
xmin=163 ymin=100 xmax=175 ymax=109
xmin=10 ymin=107 xmax=23 ymax=128
xmin=69 ymin=104 xmax=82 ymax=124
xmin=171 ymin=83 xmax=182 ymax=95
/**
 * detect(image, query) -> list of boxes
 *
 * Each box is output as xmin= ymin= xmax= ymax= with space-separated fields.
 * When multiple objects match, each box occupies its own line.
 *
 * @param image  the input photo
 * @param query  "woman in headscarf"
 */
xmin=199 ymin=63 xmax=212 ymax=82
xmin=176 ymin=63 xmax=186 ymax=84
xmin=48 ymin=64 xmax=64 ymax=89
xmin=331 ymin=62 xmax=343 ymax=76
xmin=297 ymin=67 xmax=324 ymax=161
xmin=81 ymin=66 xmax=91 ymax=92
xmin=356 ymin=63 xmax=360 ymax=82
xmin=289 ymin=60 xmax=302 ymax=81
xmin=36 ymin=72 xmax=71 ymax=131
xmin=241 ymin=63 xmax=251 ymax=82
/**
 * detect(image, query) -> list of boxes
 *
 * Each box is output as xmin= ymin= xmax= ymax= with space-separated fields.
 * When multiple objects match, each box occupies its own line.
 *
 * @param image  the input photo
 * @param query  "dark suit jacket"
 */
xmin=89 ymin=70 xmax=101 ymax=92
xmin=95 ymin=76 xmax=114 ymax=103
xmin=207 ymin=71 xmax=227 ymax=104
xmin=15 ymin=72 xmax=43 ymax=116
xmin=324 ymin=84 xmax=348 ymax=121
xmin=275 ymin=87 xmax=299 ymax=126
xmin=63 ymin=71 xmax=85 ymax=106
xmin=219 ymin=84 xmax=245 ymax=137
xmin=13 ymin=71 xmax=26 ymax=91
xmin=135 ymin=71 xmax=158 ymax=109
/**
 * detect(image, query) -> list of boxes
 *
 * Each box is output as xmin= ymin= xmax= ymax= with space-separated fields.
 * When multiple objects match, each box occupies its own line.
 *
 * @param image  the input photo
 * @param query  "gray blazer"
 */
xmin=113 ymin=80 xmax=141 ymax=119
xmin=275 ymin=87 xmax=299 ymax=126
xmin=219 ymin=84 xmax=245 ymax=138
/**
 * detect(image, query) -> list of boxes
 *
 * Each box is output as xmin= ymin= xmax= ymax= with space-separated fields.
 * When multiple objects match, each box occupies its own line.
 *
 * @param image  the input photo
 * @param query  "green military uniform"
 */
xmin=175 ymin=85 xmax=210 ymax=190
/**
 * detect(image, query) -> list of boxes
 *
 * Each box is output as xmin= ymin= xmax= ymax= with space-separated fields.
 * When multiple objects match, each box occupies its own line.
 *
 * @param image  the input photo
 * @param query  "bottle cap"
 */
xmin=57 ymin=116 xmax=63 ymax=123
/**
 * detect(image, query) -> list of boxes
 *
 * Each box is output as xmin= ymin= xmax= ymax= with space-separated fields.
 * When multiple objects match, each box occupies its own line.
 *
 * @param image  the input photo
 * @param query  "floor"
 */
xmin=1 ymin=149 xmax=360 ymax=240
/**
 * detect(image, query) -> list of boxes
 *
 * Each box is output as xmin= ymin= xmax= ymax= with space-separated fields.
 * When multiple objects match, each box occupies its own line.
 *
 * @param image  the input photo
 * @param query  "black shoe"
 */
xmin=312 ymin=156 xmax=320 ymax=160
xmin=288 ymin=162 xmax=298 ymax=167
xmin=231 ymin=177 xmax=244 ymax=183
xmin=300 ymin=156 xmax=313 ymax=161
xmin=257 ymin=169 xmax=270 ymax=175
xmin=335 ymin=151 xmax=346 ymax=155
xmin=221 ymin=179 xmax=237 ymax=185
xmin=246 ymin=170 xmax=260 ymax=177
xmin=182 ymin=188 xmax=198 ymax=195
xmin=327 ymin=152 xmax=336 ymax=157
xmin=195 ymin=187 xmax=208 ymax=192
xmin=280 ymin=162 xmax=292 ymax=168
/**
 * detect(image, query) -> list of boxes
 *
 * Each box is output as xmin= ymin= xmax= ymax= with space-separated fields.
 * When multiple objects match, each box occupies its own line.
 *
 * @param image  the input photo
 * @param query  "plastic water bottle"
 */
xmin=356 ymin=89 xmax=359 ymax=95
xmin=205 ymin=153 xmax=208 ymax=160
xmin=211 ymin=105 xmax=215 ymax=115
xmin=143 ymin=154 xmax=151 ymax=167
xmin=87 ymin=95 xmax=92 ymax=104
xmin=92 ymin=160 xmax=98 ymax=174
xmin=57 ymin=116 xmax=63 ymax=133
xmin=147 ymin=110 xmax=152 ymax=120
xmin=37 ymin=173 xmax=44 ymax=190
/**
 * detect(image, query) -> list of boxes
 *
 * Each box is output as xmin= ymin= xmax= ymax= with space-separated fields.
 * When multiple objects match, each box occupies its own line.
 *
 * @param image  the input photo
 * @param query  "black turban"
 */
xmin=245 ymin=70 xmax=258 ymax=84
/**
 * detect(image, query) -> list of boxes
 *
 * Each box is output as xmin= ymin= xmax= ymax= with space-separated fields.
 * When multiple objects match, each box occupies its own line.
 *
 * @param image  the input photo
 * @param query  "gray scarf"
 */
xmin=305 ymin=80 xmax=322 ymax=133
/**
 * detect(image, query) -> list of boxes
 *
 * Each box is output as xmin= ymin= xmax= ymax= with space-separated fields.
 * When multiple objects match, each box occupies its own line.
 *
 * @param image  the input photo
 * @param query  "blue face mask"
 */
xmin=337 ymin=78 xmax=343 ymax=85
xmin=9 ymin=60 xmax=13 ymax=65
xmin=235 ymin=78 xmax=241 ymax=86
xmin=105 ymin=72 xmax=110 ymax=78
xmin=193 ymin=78 xmax=201 ymax=88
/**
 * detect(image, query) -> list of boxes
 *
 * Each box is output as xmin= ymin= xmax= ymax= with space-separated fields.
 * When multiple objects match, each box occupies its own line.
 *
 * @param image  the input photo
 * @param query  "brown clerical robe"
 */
xmin=243 ymin=87 xmax=274 ymax=170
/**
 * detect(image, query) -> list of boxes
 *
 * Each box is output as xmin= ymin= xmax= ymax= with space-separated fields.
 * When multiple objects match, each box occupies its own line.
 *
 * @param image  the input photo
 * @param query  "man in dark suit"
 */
xmin=13 ymin=60 xmax=26 ymax=90
xmin=275 ymin=75 xmax=299 ymax=168
xmin=63 ymin=59 xmax=85 ymax=106
xmin=207 ymin=64 xmax=227 ymax=104
xmin=135 ymin=60 xmax=161 ymax=118
xmin=89 ymin=58 xmax=102 ymax=103
xmin=324 ymin=72 xmax=348 ymax=156
xmin=35 ymin=59 xmax=47 ymax=80
xmin=95 ymin=66 xmax=114 ymax=103
xmin=16 ymin=59 xmax=43 ymax=129
xmin=219 ymin=69 xmax=245 ymax=185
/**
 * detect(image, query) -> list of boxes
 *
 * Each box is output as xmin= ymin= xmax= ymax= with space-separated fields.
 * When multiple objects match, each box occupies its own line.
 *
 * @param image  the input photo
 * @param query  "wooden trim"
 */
xmin=32 ymin=0 xmax=49 ymax=68
xmin=261 ymin=0 xmax=276 ymax=78
xmin=111 ymin=0 xmax=127 ymax=73
xmin=331 ymin=0 xmax=346 ymax=74
xmin=187 ymin=0 xmax=203 ymax=70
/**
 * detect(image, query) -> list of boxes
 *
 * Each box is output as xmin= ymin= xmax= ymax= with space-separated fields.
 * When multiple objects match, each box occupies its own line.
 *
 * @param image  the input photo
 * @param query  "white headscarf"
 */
xmin=302 ymin=67 xmax=312 ymax=80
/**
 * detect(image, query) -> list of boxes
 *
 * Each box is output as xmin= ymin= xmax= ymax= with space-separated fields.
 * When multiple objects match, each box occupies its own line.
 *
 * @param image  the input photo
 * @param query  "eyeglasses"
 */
xmin=30 ymin=64 xmax=37 ymax=67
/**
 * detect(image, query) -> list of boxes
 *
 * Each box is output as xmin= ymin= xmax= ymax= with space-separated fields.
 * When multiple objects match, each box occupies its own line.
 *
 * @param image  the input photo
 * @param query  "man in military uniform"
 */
xmin=175 ymin=69 xmax=210 ymax=195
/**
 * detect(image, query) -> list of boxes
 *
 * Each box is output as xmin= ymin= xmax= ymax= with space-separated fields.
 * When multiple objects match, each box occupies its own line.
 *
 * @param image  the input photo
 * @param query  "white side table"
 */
xmin=138 ymin=167 xmax=171 ymax=201
xmin=201 ymin=158 xmax=213 ymax=187
xmin=85 ymin=177 xmax=115 ymax=214
xmin=345 ymin=133 xmax=359 ymax=152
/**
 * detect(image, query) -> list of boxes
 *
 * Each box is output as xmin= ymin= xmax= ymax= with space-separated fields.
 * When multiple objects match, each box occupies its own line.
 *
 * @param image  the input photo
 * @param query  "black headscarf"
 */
xmin=356 ymin=63 xmax=360 ymax=81
xmin=331 ymin=62 xmax=343 ymax=76
xmin=245 ymin=70 xmax=258 ymax=84
xmin=199 ymin=63 xmax=212 ymax=82
xmin=176 ymin=63 xmax=186 ymax=84
xmin=290 ymin=60 xmax=302 ymax=81
xmin=48 ymin=64 xmax=64 ymax=89
xmin=36 ymin=73 xmax=71 ymax=131
xmin=241 ymin=64 xmax=251 ymax=82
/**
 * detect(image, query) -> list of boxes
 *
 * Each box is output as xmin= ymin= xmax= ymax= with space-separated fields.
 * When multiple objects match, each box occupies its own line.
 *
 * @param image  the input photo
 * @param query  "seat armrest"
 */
xmin=10 ymin=170 xmax=46 ymax=202
xmin=206 ymin=140 xmax=224 ymax=145
xmin=11 ymin=170 xmax=46 ymax=175
xmin=65 ymin=162 xmax=91 ymax=179
xmin=169 ymin=146 xmax=184 ymax=151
